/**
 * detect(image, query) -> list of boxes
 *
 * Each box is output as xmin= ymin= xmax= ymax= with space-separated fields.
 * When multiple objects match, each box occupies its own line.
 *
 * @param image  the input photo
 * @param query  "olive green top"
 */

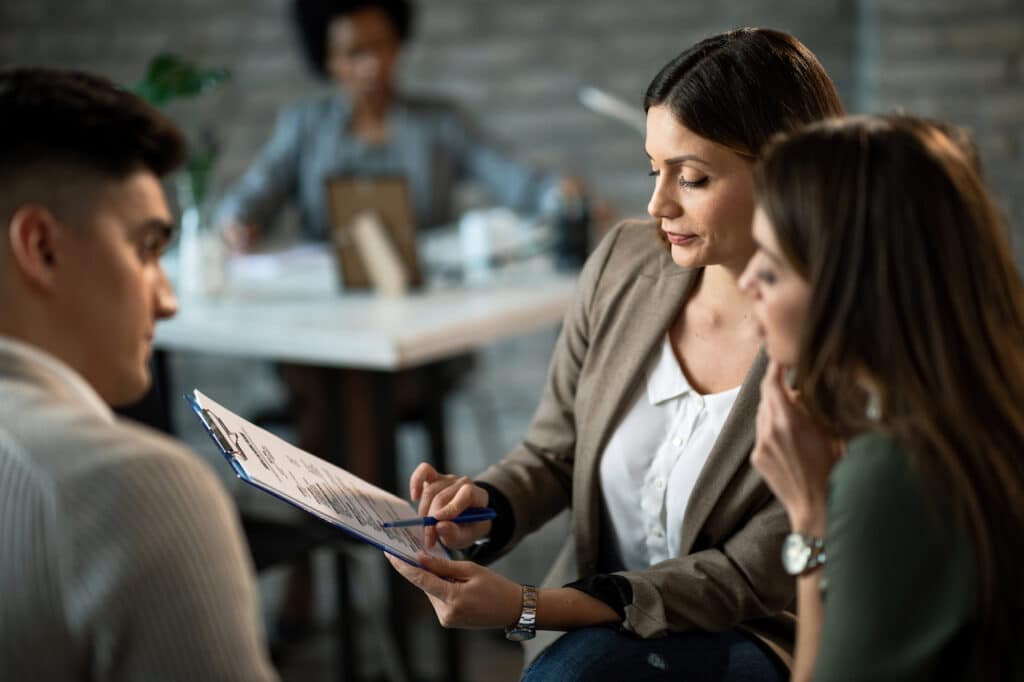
xmin=814 ymin=432 xmax=980 ymax=680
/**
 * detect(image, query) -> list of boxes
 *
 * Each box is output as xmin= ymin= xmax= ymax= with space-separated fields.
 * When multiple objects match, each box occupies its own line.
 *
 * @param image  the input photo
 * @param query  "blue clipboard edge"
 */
xmin=182 ymin=391 xmax=441 ymax=569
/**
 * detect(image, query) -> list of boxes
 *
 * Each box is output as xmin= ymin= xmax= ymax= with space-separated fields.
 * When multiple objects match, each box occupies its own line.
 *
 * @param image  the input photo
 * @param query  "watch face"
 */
xmin=782 ymin=533 xmax=811 ymax=575
xmin=505 ymin=627 xmax=536 ymax=642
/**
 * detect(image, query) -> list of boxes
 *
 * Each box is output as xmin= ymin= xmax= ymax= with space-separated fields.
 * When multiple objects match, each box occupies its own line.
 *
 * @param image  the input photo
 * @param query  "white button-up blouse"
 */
xmin=599 ymin=334 xmax=741 ymax=570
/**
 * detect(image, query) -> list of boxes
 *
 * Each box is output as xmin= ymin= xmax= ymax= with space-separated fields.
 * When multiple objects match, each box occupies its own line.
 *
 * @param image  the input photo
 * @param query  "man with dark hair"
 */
xmin=0 ymin=67 xmax=277 ymax=681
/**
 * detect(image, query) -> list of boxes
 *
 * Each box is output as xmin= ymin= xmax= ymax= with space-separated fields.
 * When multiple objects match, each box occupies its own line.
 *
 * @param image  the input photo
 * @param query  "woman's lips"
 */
xmin=664 ymin=231 xmax=697 ymax=246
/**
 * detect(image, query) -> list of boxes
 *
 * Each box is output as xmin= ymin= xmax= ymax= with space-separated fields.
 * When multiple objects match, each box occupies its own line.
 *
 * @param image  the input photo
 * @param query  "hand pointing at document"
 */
xmin=409 ymin=462 xmax=492 ymax=549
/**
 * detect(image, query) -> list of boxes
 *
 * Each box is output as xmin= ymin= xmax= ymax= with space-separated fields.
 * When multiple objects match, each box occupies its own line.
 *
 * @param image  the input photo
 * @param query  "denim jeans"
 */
xmin=521 ymin=626 xmax=787 ymax=682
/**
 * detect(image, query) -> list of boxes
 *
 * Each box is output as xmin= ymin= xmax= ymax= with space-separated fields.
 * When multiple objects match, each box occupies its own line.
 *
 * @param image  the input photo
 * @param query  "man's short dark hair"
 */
xmin=292 ymin=0 xmax=414 ymax=78
xmin=0 ymin=67 xmax=187 ymax=182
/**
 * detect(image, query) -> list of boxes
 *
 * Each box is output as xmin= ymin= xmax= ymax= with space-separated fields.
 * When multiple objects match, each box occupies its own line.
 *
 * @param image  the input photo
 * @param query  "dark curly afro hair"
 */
xmin=292 ymin=0 xmax=414 ymax=79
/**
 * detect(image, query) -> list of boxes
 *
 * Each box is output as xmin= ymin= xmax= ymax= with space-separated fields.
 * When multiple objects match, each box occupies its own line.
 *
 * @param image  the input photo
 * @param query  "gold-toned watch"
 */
xmin=504 ymin=584 xmax=538 ymax=641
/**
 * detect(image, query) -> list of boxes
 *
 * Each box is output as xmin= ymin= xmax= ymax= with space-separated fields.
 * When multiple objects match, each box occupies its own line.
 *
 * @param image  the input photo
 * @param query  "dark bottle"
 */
xmin=554 ymin=192 xmax=591 ymax=271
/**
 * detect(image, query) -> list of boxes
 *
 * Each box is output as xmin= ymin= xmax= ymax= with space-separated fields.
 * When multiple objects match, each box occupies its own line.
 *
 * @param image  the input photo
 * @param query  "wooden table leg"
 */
xmin=421 ymin=362 xmax=463 ymax=682
xmin=369 ymin=370 xmax=418 ymax=682
xmin=321 ymin=368 xmax=361 ymax=682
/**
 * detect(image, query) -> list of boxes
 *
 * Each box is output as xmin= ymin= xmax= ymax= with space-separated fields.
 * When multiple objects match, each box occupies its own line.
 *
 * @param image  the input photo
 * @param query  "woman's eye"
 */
xmin=679 ymin=176 xmax=709 ymax=189
xmin=757 ymin=270 xmax=777 ymax=285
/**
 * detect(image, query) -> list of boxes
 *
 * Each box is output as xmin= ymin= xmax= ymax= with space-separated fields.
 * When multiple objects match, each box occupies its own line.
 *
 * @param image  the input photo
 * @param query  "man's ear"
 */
xmin=7 ymin=205 xmax=63 ymax=290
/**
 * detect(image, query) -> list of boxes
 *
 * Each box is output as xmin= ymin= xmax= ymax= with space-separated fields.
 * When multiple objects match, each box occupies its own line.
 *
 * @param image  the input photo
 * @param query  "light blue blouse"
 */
xmin=217 ymin=92 xmax=558 ymax=240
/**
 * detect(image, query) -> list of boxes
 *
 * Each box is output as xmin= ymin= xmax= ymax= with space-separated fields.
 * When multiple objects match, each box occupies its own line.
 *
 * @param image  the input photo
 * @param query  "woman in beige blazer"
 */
xmin=388 ymin=28 xmax=844 ymax=681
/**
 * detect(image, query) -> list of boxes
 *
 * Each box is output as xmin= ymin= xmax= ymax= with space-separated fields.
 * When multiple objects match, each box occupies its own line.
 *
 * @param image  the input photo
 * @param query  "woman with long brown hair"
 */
xmin=740 ymin=114 xmax=1024 ymax=680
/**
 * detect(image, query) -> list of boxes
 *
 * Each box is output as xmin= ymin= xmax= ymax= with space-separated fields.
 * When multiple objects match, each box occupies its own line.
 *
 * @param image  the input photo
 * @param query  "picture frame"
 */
xmin=325 ymin=175 xmax=423 ymax=290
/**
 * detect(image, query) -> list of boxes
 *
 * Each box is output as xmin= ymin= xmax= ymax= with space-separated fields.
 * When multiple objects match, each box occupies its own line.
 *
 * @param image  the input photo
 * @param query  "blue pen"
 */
xmin=382 ymin=506 xmax=496 ymax=528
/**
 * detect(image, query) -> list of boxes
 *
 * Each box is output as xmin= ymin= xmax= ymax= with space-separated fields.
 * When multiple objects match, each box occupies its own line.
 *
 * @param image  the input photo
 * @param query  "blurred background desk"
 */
xmin=156 ymin=247 xmax=576 ymax=374
xmin=152 ymin=246 xmax=576 ymax=682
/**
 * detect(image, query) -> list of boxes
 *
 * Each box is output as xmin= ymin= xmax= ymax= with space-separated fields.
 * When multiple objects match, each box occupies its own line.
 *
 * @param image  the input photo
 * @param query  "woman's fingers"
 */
xmin=429 ymin=483 xmax=491 ymax=549
xmin=386 ymin=553 xmax=452 ymax=601
xmin=432 ymin=479 xmax=485 ymax=518
xmin=427 ymin=477 xmax=470 ymax=517
xmin=432 ymin=521 xmax=463 ymax=548
xmin=760 ymin=359 xmax=782 ymax=396
xmin=389 ymin=551 xmax=523 ymax=629
xmin=409 ymin=461 xmax=439 ymax=502
xmin=417 ymin=552 xmax=473 ymax=579
xmin=418 ymin=475 xmax=458 ymax=516
xmin=434 ymin=520 xmax=490 ymax=550
xmin=417 ymin=474 xmax=458 ymax=547
xmin=756 ymin=387 xmax=787 ymax=457
xmin=417 ymin=477 xmax=475 ymax=548
xmin=423 ymin=525 xmax=439 ymax=549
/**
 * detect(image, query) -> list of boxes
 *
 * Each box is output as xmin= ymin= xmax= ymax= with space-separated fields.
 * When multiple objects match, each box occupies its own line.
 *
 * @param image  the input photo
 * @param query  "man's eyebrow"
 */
xmin=134 ymin=218 xmax=175 ymax=235
xmin=130 ymin=218 xmax=177 ymax=244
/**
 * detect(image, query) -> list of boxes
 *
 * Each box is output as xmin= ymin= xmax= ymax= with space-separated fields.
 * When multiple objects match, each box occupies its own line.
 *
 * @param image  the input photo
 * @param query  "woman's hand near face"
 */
xmin=409 ymin=462 xmax=491 ymax=549
xmin=386 ymin=553 xmax=521 ymax=629
xmin=751 ymin=360 xmax=842 ymax=535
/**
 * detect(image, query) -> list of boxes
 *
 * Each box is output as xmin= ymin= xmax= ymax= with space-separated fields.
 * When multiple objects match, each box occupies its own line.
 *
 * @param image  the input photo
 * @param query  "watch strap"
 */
xmin=803 ymin=535 xmax=826 ymax=572
xmin=504 ymin=584 xmax=538 ymax=641
xmin=798 ymin=533 xmax=827 ymax=574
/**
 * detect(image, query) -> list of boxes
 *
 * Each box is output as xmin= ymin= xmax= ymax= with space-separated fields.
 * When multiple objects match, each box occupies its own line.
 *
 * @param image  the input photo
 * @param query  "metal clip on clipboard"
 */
xmin=205 ymin=410 xmax=250 ymax=480
xmin=187 ymin=394 xmax=250 ymax=481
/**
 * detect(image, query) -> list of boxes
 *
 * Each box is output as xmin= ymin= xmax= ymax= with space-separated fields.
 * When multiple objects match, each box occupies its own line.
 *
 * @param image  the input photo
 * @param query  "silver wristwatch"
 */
xmin=504 ymin=584 xmax=538 ymax=641
xmin=781 ymin=533 xmax=826 ymax=576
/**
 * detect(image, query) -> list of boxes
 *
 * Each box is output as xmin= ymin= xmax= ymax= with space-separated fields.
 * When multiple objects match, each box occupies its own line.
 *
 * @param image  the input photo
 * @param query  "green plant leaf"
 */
xmin=132 ymin=53 xmax=230 ymax=213
xmin=132 ymin=53 xmax=229 ymax=107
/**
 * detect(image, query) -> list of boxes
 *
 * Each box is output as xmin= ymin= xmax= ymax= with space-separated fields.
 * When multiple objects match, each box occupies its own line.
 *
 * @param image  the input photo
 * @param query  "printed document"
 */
xmin=189 ymin=389 xmax=446 ymax=564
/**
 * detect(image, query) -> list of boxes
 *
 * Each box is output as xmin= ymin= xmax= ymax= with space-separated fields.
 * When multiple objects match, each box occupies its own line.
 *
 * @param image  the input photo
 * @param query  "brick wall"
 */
xmin=867 ymin=0 xmax=1024 ymax=263
xmin=1 ymin=0 xmax=1020 ymax=255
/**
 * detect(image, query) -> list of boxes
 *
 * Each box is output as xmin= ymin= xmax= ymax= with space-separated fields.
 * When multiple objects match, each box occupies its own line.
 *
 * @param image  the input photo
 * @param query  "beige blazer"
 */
xmin=477 ymin=220 xmax=795 ymax=666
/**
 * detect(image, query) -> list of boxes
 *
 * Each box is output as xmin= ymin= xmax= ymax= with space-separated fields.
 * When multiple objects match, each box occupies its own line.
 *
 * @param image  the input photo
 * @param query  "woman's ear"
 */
xmin=6 ymin=204 xmax=63 ymax=290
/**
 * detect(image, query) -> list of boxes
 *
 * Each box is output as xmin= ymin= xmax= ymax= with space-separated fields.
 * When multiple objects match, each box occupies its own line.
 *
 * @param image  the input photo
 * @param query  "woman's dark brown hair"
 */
xmin=756 ymin=114 xmax=1024 ymax=675
xmin=644 ymin=28 xmax=845 ymax=158
xmin=644 ymin=28 xmax=844 ymax=248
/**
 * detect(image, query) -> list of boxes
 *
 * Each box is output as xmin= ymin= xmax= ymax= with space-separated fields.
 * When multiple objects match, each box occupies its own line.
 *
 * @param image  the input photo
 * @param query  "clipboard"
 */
xmin=186 ymin=389 xmax=446 ymax=567
xmin=325 ymin=175 xmax=424 ymax=290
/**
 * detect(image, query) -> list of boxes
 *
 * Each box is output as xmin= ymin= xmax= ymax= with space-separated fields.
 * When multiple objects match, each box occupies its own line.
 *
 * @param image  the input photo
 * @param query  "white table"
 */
xmin=156 ymin=274 xmax=577 ymax=371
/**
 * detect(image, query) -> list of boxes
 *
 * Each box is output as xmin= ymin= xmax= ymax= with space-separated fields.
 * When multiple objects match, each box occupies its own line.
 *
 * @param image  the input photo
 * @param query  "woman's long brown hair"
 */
xmin=755 ymin=115 xmax=1024 ymax=675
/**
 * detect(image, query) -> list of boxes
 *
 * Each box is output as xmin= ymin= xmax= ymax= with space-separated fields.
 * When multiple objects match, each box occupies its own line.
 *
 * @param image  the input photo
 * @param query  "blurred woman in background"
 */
xmin=218 ymin=0 xmax=563 ymax=248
